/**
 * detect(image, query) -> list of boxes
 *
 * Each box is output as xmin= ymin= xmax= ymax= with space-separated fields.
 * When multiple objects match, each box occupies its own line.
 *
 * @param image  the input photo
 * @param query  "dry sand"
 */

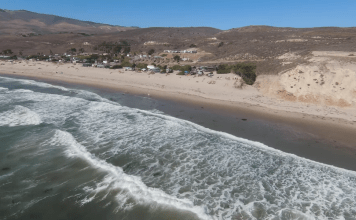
xmin=1 ymin=53 xmax=356 ymax=148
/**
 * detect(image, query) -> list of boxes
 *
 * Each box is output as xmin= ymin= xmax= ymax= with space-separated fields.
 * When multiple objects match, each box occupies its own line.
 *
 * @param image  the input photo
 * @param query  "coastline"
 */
xmin=1 ymin=61 xmax=356 ymax=170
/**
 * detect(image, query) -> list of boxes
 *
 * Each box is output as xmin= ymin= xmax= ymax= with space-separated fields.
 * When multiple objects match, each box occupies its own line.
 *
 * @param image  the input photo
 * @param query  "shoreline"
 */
xmin=1 ymin=63 xmax=355 ymax=143
xmin=2 ymin=71 xmax=356 ymax=171
xmin=1 ymin=61 xmax=356 ymax=160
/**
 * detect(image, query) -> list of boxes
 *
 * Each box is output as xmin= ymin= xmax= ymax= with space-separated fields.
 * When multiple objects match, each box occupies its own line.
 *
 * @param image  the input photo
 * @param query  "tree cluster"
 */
xmin=217 ymin=63 xmax=257 ymax=85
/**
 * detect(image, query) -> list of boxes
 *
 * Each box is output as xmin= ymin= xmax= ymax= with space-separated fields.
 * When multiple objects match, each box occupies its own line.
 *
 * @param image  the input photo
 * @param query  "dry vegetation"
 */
xmin=2 ymin=9 xmax=356 ymax=77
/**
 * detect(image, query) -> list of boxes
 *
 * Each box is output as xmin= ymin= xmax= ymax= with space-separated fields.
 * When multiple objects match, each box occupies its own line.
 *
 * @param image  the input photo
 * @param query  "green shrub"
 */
xmin=172 ymin=65 xmax=191 ymax=72
xmin=121 ymin=61 xmax=132 ymax=67
xmin=217 ymin=63 xmax=257 ymax=85
xmin=110 ymin=65 xmax=122 ymax=69
xmin=136 ymin=63 xmax=147 ymax=69
xmin=148 ymin=49 xmax=155 ymax=55
xmin=176 ymin=71 xmax=185 ymax=75
xmin=173 ymin=55 xmax=180 ymax=62
xmin=217 ymin=64 xmax=231 ymax=74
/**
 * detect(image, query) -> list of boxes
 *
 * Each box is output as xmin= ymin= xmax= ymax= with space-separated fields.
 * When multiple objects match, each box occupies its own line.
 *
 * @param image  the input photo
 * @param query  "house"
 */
xmin=0 ymin=55 xmax=11 ymax=59
xmin=147 ymin=65 xmax=155 ymax=70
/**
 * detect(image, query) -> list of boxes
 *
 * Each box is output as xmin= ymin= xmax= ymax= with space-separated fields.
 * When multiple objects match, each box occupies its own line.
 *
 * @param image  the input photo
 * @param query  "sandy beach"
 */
xmin=1 ymin=59 xmax=356 ymax=149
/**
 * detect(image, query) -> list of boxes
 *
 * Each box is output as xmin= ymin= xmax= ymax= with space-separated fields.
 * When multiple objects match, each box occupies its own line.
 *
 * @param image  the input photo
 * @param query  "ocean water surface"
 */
xmin=0 ymin=76 xmax=356 ymax=220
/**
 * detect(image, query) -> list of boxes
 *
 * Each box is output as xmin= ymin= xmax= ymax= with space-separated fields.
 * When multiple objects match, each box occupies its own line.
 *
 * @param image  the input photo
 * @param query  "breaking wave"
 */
xmin=0 ymin=105 xmax=42 ymax=127
xmin=1 ymin=75 xmax=356 ymax=219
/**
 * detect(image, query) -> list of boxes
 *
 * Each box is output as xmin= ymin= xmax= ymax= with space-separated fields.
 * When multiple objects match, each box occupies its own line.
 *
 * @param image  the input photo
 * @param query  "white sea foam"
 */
xmin=2 ymin=76 xmax=356 ymax=219
xmin=0 ymin=105 xmax=42 ymax=127
xmin=11 ymin=89 xmax=35 ymax=93
xmin=50 ymin=130 xmax=211 ymax=220
xmin=72 ymin=101 xmax=356 ymax=220
xmin=0 ymin=86 xmax=8 ymax=92
xmin=0 ymin=76 xmax=70 ymax=91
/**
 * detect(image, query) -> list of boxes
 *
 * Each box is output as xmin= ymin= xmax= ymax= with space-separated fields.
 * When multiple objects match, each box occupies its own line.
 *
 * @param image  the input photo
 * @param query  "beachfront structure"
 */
xmin=97 ymin=64 xmax=106 ymax=68
xmin=163 ymin=50 xmax=197 ymax=54
xmin=0 ymin=55 xmax=11 ymax=59
xmin=150 ymin=67 xmax=161 ymax=73
xmin=147 ymin=65 xmax=155 ymax=70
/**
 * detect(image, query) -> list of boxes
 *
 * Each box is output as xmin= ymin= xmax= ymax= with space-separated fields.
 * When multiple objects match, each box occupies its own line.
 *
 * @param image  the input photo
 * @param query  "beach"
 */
xmin=1 ymin=71 xmax=356 ymax=219
xmin=1 ymin=60 xmax=356 ymax=146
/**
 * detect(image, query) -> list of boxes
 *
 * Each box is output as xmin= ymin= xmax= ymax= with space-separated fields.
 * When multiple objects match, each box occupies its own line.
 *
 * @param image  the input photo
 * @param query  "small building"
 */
xmin=147 ymin=65 xmax=155 ymax=70
xmin=0 ymin=55 xmax=11 ymax=60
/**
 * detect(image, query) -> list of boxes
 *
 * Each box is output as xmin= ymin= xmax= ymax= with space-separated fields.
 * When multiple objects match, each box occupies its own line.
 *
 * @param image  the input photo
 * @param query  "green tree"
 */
xmin=49 ymin=50 xmax=53 ymax=55
xmin=148 ymin=49 xmax=155 ymax=55
xmin=189 ymin=44 xmax=197 ymax=48
xmin=2 ymin=49 xmax=13 ymax=55
xmin=70 ymin=48 xmax=77 ymax=53
xmin=173 ymin=55 xmax=180 ymax=62
xmin=136 ymin=63 xmax=147 ymax=69
xmin=218 ymin=42 xmax=224 ymax=47
xmin=123 ymin=47 xmax=130 ymax=54
xmin=79 ymin=48 xmax=85 ymax=53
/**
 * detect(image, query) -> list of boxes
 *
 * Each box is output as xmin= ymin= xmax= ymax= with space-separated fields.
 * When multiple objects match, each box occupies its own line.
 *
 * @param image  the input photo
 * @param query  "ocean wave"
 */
xmin=1 ymin=76 xmax=356 ymax=219
xmin=49 ymin=130 xmax=210 ymax=220
xmin=0 ymin=105 xmax=42 ymax=127
xmin=73 ymin=101 xmax=356 ymax=220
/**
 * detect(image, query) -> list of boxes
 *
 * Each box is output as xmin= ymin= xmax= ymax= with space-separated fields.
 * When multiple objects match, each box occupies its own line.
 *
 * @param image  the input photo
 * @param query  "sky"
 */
xmin=2 ymin=0 xmax=356 ymax=30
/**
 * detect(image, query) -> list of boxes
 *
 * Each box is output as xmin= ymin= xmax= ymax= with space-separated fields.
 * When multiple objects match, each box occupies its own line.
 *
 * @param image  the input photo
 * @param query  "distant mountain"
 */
xmin=0 ymin=9 xmax=136 ymax=35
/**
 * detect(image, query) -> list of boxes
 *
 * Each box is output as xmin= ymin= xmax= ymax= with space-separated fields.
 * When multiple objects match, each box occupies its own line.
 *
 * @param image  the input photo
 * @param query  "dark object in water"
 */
xmin=2 ymin=167 xmax=10 ymax=171
xmin=44 ymin=188 xmax=53 ymax=193
xmin=241 ymin=119 xmax=247 ymax=121
xmin=153 ymin=172 xmax=161 ymax=177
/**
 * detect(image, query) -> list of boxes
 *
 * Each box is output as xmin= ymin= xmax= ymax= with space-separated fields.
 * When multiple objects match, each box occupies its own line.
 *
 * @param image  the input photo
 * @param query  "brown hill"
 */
xmin=1 ymin=10 xmax=356 ymax=76
xmin=0 ymin=9 xmax=135 ymax=35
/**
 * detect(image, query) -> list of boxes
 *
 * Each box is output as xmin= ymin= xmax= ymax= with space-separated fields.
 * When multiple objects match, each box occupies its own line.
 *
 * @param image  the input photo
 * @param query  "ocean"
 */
xmin=0 ymin=75 xmax=356 ymax=220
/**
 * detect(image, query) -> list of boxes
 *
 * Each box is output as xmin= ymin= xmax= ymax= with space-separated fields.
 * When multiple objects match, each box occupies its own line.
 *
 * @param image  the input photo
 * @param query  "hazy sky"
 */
xmin=3 ymin=0 xmax=356 ymax=30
